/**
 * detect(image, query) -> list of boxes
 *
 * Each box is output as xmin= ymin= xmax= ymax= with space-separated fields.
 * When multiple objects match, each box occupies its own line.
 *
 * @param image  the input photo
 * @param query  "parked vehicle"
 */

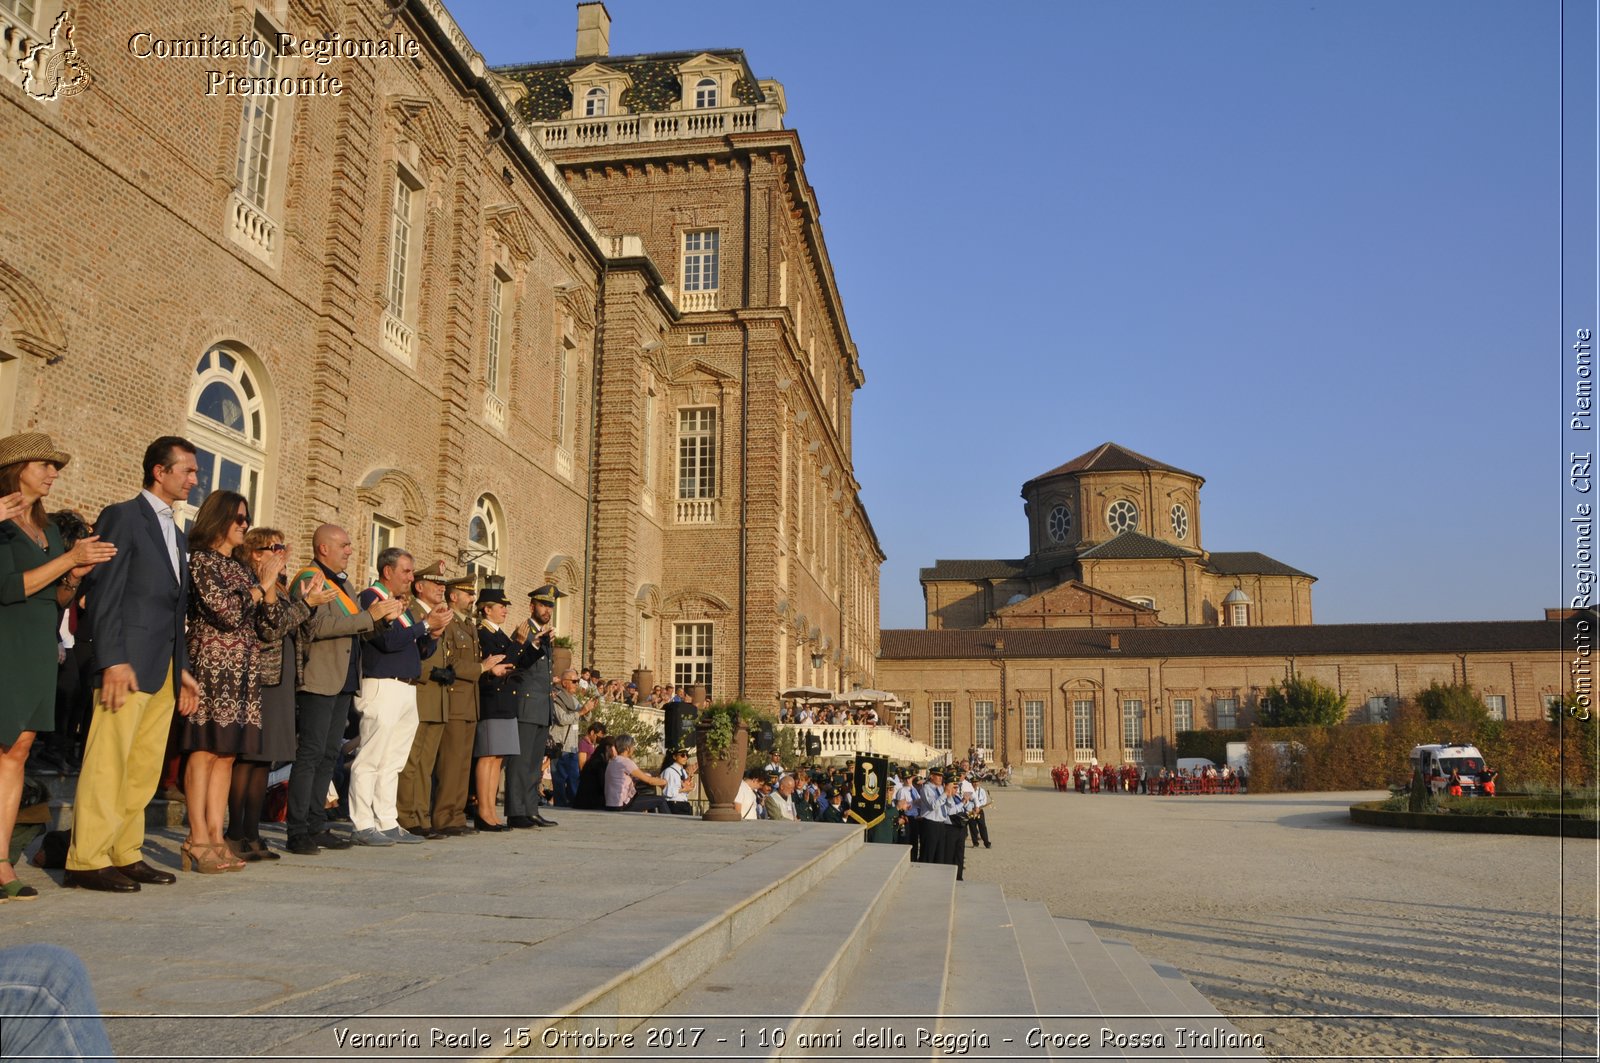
xmin=1408 ymin=743 xmax=1488 ymax=795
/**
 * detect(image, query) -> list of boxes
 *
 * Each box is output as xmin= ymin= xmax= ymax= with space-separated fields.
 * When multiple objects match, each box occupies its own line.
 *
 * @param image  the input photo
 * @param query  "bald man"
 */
xmin=284 ymin=524 xmax=404 ymax=855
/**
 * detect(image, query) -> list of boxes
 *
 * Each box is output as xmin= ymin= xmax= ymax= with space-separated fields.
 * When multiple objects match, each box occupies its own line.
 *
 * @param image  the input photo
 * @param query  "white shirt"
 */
xmin=734 ymin=780 xmax=758 ymax=820
xmin=663 ymin=762 xmax=692 ymax=802
xmin=140 ymin=488 xmax=181 ymax=577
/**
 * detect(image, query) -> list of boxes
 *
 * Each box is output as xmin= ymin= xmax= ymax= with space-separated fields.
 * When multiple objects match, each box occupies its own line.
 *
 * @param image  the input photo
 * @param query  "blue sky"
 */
xmin=446 ymin=0 xmax=1565 ymax=628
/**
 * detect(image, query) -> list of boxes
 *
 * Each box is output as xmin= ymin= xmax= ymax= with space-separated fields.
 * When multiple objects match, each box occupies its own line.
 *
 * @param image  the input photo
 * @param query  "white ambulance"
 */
xmin=1408 ymin=743 xmax=1488 ymax=795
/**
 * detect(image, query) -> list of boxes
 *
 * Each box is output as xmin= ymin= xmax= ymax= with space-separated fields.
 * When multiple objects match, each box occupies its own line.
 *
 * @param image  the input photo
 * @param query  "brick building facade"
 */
xmin=0 ymin=0 xmax=881 ymax=700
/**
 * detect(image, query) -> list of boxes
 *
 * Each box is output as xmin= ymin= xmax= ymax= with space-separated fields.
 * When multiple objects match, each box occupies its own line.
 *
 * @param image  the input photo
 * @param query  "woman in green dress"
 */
xmin=0 ymin=434 xmax=116 ymax=901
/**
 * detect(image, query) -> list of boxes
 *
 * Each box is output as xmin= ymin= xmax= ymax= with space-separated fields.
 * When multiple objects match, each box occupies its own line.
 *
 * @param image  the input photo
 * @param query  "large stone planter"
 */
xmin=695 ymin=720 xmax=749 ymax=822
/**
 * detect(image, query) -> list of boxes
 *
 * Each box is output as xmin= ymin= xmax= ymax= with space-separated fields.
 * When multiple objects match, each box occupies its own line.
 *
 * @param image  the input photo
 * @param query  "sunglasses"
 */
xmin=257 ymin=543 xmax=286 ymax=553
xmin=232 ymin=515 xmax=251 ymax=527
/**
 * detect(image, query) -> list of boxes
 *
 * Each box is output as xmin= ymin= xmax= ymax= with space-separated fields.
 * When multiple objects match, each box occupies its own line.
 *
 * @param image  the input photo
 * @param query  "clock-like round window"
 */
xmin=1170 ymin=503 xmax=1189 ymax=540
xmin=1106 ymin=499 xmax=1139 ymax=534
xmin=1047 ymin=504 xmax=1072 ymax=543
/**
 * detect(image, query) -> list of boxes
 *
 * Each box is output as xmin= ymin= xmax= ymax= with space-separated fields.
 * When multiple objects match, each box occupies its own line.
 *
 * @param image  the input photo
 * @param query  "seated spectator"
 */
xmin=734 ymin=767 xmax=761 ymax=820
xmin=572 ymin=736 xmax=614 ymax=810
xmin=765 ymin=774 xmax=798 ymax=820
xmin=603 ymin=734 xmax=669 ymax=812
xmin=817 ymin=788 xmax=847 ymax=823
xmin=659 ymin=747 xmax=696 ymax=814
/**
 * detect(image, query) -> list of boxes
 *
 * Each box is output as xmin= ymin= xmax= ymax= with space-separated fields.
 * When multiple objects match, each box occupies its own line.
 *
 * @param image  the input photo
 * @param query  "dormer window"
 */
xmin=584 ymin=87 xmax=608 ymax=116
xmin=694 ymin=77 xmax=719 ymax=108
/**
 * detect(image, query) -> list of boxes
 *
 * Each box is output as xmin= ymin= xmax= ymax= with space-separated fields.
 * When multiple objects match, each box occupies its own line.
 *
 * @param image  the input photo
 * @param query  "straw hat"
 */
xmin=0 ymin=432 xmax=71 ymax=469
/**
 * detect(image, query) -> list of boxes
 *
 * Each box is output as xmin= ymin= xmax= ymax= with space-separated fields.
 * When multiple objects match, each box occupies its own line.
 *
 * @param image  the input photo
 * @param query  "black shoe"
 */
xmin=984 ymin=842 xmax=992 ymax=848
xmin=114 ymin=860 xmax=177 ymax=885
xmin=472 ymin=817 xmax=509 ymax=833
xmin=532 ymin=814 xmax=558 ymax=827
xmin=311 ymin=830 xmax=353 ymax=850
xmin=506 ymin=816 xmax=536 ymax=829
xmin=63 ymin=867 xmax=140 ymax=893
xmin=286 ymin=836 xmax=320 ymax=855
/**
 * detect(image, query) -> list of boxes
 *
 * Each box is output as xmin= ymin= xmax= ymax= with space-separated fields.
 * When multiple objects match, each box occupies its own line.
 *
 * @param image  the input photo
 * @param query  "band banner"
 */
xmin=846 ymin=753 xmax=889 ymax=829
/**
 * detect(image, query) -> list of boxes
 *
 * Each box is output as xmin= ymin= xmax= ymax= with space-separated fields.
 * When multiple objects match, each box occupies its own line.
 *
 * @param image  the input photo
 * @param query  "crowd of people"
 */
xmin=777 ymin=701 xmax=911 ymax=736
xmin=1050 ymin=761 xmax=1246 ymax=795
xmin=0 ymin=433 xmax=724 ymax=899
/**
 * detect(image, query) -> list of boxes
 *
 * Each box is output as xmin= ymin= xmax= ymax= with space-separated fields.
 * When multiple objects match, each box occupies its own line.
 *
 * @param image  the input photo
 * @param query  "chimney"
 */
xmin=576 ymin=2 xmax=611 ymax=57
xmin=1109 ymin=633 xmax=1121 ymax=651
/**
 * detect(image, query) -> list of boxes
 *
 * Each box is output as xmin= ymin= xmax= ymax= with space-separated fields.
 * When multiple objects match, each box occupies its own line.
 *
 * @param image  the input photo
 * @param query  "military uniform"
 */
xmin=503 ymin=585 xmax=561 ymax=827
xmin=397 ymin=574 xmax=489 ymax=835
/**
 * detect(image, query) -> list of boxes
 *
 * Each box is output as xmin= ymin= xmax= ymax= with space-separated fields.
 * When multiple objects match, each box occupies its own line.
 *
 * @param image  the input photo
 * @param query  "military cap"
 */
xmin=528 ymin=584 xmax=567 ymax=606
xmin=413 ymin=560 xmax=449 ymax=585
xmin=478 ymin=586 xmax=511 ymax=607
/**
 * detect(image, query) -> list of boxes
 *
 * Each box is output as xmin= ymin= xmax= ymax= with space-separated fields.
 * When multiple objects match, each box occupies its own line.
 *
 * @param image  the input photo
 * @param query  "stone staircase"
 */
xmin=549 ymin=828 xmax=1265 ymax=1062
xmin=24 ymin=791 xmax=1264 ymax=1062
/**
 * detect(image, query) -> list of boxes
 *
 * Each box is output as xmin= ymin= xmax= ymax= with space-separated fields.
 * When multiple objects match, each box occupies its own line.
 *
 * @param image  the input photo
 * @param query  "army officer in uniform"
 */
xmin=503 ymin=585 xmax=561 ymax=829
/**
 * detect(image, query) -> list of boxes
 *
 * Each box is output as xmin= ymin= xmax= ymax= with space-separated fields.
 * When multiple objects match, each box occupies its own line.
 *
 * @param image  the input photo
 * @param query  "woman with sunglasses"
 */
xmin=225 ymin=526 xmax=335 ymax=860
xmin=178 ymin=491 xmax=294 ymax=872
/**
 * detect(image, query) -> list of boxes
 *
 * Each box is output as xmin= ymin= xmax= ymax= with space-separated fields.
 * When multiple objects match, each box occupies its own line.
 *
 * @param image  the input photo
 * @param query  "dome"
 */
xmin=1222 ymin=587 xmax=1252 ymax=605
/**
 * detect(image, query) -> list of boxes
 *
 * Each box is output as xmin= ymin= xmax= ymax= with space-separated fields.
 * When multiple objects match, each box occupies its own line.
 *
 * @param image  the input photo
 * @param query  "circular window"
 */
xmin=1170 ymin=503 xmax=1189 ymax=540
xmin=1047 ymin=504 xmax=1072 ymax=543
xmin=1106 ymin=499 xmax=1139 ymax=534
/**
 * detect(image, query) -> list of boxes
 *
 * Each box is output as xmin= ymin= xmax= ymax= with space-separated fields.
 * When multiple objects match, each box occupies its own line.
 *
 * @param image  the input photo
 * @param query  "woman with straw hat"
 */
xmin=0 ymin=433 xmax=117 ymax=901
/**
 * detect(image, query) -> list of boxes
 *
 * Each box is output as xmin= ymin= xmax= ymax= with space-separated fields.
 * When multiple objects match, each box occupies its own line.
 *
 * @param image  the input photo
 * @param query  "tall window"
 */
xmin=1073 ymin=699 xmax=1095 ymax=749
xmin=1215 ymin=697 xmax=1238 ymax=729
xmin=486 ymin=271 xmax=508 ymax=399
xmin=931 ymin=701 xmax=952 ymax=750
xmin=584 ymin=86 xmax=607 ymax=116
xmin=1544 ymin=693 xmax=1564 ymax=717
xmin=677 ymin=408 xmax=717 ymax=499
xmin=1172 ymin=698 xmax=1194 ymax=732
xmin=185 ymin=347 xmax=267 ymax=526
xmin=974 ymin=700 xmax=995 ymax=753
xmin=1 ymin=0 xmax=38 ymax=25
xmin=556 ymin=349 xmax=570 ymax=445
xmin=1122 ymin=700 xmax=1144 ymax=748
xmin=694 ymin=77 xmax=718 ymax=108
xmin=1231 ymin=602 xmax=1250 ymax=627
xmin=673 ymin=622 xmax=713 ymax=693
xmin=642 ymin=387 xmax=656 ymax=489
xmin=386 ymin=175 xmax=416 ymax=314
xmin=465 ymin=495 xmax=501 ymax=578
xmin=1484 ymin=695 xmax=1506 ymax=721
xmin=234 ymin=27 xmax=280 ymax=211
xmin=682 ymin=230 xmax=719 ymax=292
xmin=1024 ymin=700 xmax=1044 ymax=760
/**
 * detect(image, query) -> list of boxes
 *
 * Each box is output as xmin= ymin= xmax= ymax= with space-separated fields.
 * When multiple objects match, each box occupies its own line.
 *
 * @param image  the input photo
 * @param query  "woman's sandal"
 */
xmin=0 ymin=861 xmax=39 ymax=901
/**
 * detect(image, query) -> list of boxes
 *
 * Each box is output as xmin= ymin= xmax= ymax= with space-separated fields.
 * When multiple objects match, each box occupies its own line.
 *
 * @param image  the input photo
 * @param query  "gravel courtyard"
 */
xmin=962 ymin=787 xmax=1597 ymax=1061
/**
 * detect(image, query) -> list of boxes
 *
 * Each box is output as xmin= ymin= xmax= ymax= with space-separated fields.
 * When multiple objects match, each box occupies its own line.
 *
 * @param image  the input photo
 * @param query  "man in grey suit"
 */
xmin=284 ymin=524 xmax=404 ymax=855
xmin=66 ymin=437 xmax=201 ymax=892
xmin=504 ymin=585 xmax=560 ymax=828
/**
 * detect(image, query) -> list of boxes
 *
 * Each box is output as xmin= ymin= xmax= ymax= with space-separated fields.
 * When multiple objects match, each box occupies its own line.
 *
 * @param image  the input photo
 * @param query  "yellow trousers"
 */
xmin=67 ymin=665 xmax=176 ymax=870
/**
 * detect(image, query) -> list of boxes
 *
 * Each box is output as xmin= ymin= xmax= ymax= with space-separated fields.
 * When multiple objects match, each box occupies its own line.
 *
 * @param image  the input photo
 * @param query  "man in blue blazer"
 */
xmin=67 ymin=437 xmax=201 ymax=892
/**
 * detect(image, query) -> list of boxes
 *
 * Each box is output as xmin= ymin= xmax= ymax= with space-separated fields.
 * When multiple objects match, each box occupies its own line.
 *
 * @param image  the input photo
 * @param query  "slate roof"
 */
xmin=879 ymin=621 xmax=1563 ymax=660
xmin=1077 ymin=531 xmax=1201 ymax=560
xmin=493 ymin=49 xmax=766 ymax=123
xmin=1205 ymin=552 xmax=1315 ymax=580
xmin=919 ymin=559 xmax=1028 ymax=581
xmin=1025 ymin=442 xmax=1202 ymax=487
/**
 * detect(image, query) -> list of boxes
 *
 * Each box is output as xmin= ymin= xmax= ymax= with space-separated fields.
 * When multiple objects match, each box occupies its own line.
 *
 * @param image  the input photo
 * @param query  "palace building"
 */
xmin=878 ymin=444 xmax=1565 ymax=779
xmin=0 ymin=0 xmax=880 ymax=700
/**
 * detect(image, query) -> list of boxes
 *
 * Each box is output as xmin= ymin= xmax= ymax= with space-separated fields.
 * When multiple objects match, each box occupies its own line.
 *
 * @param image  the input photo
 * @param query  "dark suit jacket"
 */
xmin=477 ymin=623 xmax=536 ymax=721
xmin=506 ymin=632 xmax=552 ymax=726
xmin=83 ymin=493 xmax=190 ymax=695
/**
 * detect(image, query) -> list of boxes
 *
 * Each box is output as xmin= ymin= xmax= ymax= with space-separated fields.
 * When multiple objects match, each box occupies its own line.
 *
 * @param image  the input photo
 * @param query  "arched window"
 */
xmin=184 ymin=347 xmax=268 ymax=526
xmin=465 ymin=494 xmax=503 ymax=578
xmin=584 ymin=86 xmax=608 ymax=116
xmin=694 ymin=77 xmax=718 ymax=108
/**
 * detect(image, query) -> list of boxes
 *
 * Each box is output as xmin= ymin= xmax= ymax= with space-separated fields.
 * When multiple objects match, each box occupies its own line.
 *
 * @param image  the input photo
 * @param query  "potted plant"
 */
xmin=550 ymin=635 xmax=574 ymax=677
xmin=694 ymin=700 xmax=775 ymax=821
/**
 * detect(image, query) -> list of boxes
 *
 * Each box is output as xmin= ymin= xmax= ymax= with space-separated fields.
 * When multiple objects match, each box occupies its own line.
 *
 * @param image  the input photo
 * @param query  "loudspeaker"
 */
xmin=754 ymin=720 xmax=776 ymax=753
xmin=665 ymin=703 xmax=696 ymax=751
xmin=805 ymin=731 xmax=822 ymax=758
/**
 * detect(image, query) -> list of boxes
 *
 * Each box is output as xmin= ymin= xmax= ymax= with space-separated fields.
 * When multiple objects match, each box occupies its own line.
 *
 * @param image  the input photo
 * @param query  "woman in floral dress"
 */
xmin=179 ymin=490 xmax=293 ymax=872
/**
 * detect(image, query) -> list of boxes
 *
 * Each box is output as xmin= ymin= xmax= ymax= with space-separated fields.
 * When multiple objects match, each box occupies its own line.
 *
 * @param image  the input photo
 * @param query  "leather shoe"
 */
xmin=312 ymin=830 xmax=353 ymax=850
xmin=532 ymin=814 xmax=558 ymax=827
xmin=286 ymin=836 xmax=320 ymax=856
xmin=63 ymin=867 xmax=140 ymax=893
xmin=114 ymin=860 xmax=176 ymax=885
xmin=473 ymin=817 xmax=509 ymax=832
xmin=436 ymin=825 xmax=473 ymax=837
xmin=506 ymin=815 xmax=536 ymax=829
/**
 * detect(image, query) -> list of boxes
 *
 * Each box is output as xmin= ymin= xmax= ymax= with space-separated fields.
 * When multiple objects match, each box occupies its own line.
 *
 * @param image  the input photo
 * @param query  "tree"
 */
xmin=1258 ymin=675 xmax=1349 ymax=727
xmin=1414 ymin=681 xmax=1490 ymax=728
